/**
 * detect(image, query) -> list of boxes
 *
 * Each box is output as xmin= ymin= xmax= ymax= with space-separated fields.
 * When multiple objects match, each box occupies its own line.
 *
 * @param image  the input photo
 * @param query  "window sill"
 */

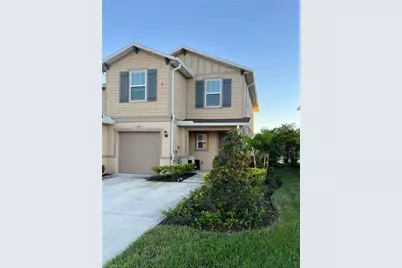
xmin=129 ymin=100 xmax=147 ymax=103
xmin=203 ymin=106 xmax=222 ymax=109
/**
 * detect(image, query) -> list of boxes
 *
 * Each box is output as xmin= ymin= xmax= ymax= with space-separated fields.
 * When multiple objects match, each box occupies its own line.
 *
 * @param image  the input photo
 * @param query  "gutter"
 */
xmin=102 ymin=115 xmax=115 ymax=125
xmin=247 ymin=81 xmax=255 ymax=93
xmin=170 ymin=62 xmax=182 ymax=165
xmin=246 ymin=81 xmax=255 ymax=132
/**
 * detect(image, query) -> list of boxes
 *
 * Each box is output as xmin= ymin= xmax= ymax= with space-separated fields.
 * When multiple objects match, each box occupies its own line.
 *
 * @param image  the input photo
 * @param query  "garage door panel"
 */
xmin=119 ymin=132 xmax=160 ymax=174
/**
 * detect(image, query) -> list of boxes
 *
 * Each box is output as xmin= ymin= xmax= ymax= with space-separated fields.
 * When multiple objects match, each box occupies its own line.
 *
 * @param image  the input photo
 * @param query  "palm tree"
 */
xmin=253 ymin=129 xmax=282 ymax=170
xmin=245 ymin=136 xmax=257 ymax=168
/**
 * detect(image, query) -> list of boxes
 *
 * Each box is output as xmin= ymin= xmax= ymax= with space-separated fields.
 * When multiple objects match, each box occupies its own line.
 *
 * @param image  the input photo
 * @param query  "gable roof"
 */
xmin=171 ymin=46 xmax=259 ymax=112
xmin=102 ymin=43 xmax=259 ymax=112
xmin=102 ymin=42 xmax=194 ymax=78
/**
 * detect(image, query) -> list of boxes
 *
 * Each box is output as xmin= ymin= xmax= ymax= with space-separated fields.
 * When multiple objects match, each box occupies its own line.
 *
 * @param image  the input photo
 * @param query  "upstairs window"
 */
xmin=130 ymin=70 xmax=146 ymax=101
xmin=205 ymin=80 xmax=221 ymax=107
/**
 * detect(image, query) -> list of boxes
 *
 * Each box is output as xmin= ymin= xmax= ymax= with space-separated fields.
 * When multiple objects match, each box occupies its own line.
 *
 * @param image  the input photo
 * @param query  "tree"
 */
xmin=245 ymin=135 xmax=258 ymax=168
xmin=274 ymin=124 xmax=300 ymax=166
xmin=253 ymin=129 xmax=282 ymax=170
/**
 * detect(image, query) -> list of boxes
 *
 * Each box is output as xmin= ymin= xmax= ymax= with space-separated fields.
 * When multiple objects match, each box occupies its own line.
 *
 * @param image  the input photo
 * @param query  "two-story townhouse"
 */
xmin=102 ymin=42 xmax=259 ymax=174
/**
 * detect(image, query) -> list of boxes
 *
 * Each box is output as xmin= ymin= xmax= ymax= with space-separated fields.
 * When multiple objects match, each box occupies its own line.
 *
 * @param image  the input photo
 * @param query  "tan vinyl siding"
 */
xmin=186 ymin=73 xmax=246 ymax=119
xmin=247 ymin=89 xmax=252 ymax=118
xmin=174 ymin=69 xmax=187 ymax=120
xmin=105 ymin=50 xmax=171 ymax=118
xmin=179 ymin=52 xmax=236 ymax=75
xmin=173 ymin=51 xmax=246 ymax=120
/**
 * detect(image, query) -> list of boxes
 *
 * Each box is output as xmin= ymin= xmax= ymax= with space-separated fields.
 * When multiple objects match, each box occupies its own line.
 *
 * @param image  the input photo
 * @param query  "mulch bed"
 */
xmin=146 ymin=172 xmax=196 ymax=182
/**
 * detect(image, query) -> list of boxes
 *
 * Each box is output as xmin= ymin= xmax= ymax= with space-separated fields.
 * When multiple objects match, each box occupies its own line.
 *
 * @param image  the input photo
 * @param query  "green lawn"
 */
xmin=104 ymin=168 xmax=300 ymax=268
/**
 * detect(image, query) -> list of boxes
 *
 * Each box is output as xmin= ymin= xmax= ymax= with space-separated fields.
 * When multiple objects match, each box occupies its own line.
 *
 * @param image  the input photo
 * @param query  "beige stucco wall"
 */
xmin=102 ymin=89 xmax=107 ymax=115
xmin=173 ymin=69 xmax=187 ymax=120
xmin=103 ymin=121 xmax=172 ymax=173
xmin=102 ymin=124 xmax=115 ymax=171
xmin=189 ymin=132 xmax=219 ymax=171
xmin=105 ymin=50 xmax=171 ymax=118
xmin=182 ymin=126 xmax=235 ymax=170
xmin=173 ymin=123 xmax=185 ymax=164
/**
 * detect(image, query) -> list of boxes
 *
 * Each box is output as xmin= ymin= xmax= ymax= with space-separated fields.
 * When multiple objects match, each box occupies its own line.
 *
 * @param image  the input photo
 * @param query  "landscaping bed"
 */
xmin=146 ymin=172 xmax=196 ymax=182
xmin=103 ymin=126 xmax=300 ymax=268
xmin=158 ymin=130 xmax=283 ymax=232
xmin=104 ymin=168 xmax=300 ymax=268
xmin=147 ymin=163 xmax=197 ymax=182
xmin=159 ymin=168 xmax=281 ymax=232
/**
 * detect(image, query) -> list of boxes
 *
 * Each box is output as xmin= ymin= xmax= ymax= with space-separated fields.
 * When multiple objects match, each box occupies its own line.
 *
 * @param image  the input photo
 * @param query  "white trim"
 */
xmin=205 ymin=79 xmax=222 ymax=107
xmin=196 ymin=134 xmax=208 ymax=150
xmin=177 ymin=121 xmax=249 ymax=127
xmin=129 ymin=70 xmax=147 ymax=102
xmin=170 ymin=63 xmax=182 ymax=166
xmin=170 ymin=46 xmax=259 ymax=111
xmin=170 ymin=46 xmax=254 ymax=72
xmin=102 ymin=42 xmax=195 ymax=77
xmin=102 ymin=115 xmax=115 ymax=125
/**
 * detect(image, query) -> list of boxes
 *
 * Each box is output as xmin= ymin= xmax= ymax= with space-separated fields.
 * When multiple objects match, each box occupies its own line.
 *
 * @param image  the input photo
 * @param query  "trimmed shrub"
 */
xmin=152 ymin=163 xmax=196 ymax=175
xmin=161 ymin=130 xmax=276 ymax=231
xmin=203 ymin=168 xmax=266 ymax=187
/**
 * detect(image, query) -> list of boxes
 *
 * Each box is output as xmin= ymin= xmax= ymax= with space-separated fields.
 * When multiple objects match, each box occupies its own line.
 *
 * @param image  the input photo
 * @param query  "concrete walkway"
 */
xmin=102 ymin=173 xmax=204 ymax=264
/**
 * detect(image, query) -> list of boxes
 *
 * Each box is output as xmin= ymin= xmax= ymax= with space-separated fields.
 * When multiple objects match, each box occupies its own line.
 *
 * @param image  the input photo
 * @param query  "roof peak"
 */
xmin=170 ymin=45 xmax=253 ymax=72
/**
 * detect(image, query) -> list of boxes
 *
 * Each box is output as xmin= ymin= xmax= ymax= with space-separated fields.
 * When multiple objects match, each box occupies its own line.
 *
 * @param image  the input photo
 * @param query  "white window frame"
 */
xmin=129 ymin=70 xmax=147 ymax=102
xmin=196 ymin=133 xmax=208 ymax=150
xmin=205 ymin=79 xmax=222 ymax=107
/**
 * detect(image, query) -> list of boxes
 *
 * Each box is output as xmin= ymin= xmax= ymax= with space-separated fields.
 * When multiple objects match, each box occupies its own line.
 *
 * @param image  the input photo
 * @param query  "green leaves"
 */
xmin=152 ymin=163 xmax=196 ymax=175
xmin=249 ymin=123 xmax=300 ymax=169
xmin=160 ymin=130 xmax=276 ymax=231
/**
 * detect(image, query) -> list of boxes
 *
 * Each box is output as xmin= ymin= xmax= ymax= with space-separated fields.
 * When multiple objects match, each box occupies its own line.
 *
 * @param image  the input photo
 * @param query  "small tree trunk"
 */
xmin=266 ymin=153 xmax=270 ymax=170
xmin=253 ymin=149 xmax=257 ymax=168
xmin=263 ymin=154 xmax=267 ymax=169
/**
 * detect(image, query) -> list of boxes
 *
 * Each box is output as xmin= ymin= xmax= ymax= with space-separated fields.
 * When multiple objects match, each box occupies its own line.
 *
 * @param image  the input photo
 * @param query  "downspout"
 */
xmin=246 ymin=81 xmax=255 ymax=135
xmin=170 ymin=62 xmax=182 ymax=165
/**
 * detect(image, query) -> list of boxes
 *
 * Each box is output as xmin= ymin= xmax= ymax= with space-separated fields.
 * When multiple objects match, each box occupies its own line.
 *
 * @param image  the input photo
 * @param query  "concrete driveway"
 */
xmin=102 ymin=173 xmax=203 ymax=264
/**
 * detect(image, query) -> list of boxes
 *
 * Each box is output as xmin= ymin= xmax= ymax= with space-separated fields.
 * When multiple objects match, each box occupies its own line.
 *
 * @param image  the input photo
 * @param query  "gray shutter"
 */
xmin=195 ymin=80 xmax=205 ymax=108
xmin=222 ymin=78 xmax=232 ymax=107
xmin=147 ymin=69 xmax=157 ymax=101
xmin=119 ymin=72 xmax=129 ymax=103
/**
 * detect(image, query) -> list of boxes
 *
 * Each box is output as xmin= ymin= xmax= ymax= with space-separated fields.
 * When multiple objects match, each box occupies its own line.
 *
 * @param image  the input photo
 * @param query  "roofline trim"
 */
xmin=177 ymin=121 xmax=249 ymax=127
xmin=102 ymin=42 xmax=195 ymax=77
xmin=170 ymin=46 xmax=254 ymax=72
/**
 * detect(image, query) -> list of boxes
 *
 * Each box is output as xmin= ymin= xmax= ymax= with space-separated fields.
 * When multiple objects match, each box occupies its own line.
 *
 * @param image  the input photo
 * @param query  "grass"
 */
xmin=104 ymin=168 xmax=300 ymax=268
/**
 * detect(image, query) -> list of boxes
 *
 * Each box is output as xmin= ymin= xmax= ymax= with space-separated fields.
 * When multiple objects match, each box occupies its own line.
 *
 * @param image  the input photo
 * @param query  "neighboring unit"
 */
xmin=102 ymin=43 xmax=259 ymax=174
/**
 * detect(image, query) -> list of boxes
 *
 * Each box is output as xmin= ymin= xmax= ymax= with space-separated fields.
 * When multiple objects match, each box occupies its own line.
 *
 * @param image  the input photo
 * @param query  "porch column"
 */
xmin=185 ymin=129 xmax=190 ymax=156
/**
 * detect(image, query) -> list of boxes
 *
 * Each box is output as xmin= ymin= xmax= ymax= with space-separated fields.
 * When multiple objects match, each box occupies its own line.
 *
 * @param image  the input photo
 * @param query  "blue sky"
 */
xmin=103 ymin=0 xmax=300 ymax=132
